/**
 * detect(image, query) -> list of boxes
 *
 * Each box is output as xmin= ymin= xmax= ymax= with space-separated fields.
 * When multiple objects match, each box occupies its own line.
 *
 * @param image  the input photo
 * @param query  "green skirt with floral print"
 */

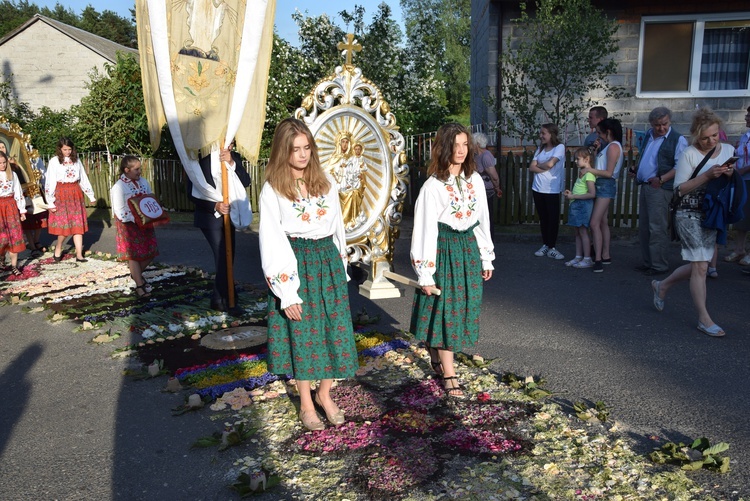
xmin=266 ymin=235 xmax=358 ymax=380
xmin=410 ymin=222 xmax=484 ymax=352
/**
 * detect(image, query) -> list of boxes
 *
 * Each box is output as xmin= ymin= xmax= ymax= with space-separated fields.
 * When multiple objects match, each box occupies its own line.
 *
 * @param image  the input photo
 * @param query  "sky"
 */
xmin=31 ymin=0 xmax=404 ymax=45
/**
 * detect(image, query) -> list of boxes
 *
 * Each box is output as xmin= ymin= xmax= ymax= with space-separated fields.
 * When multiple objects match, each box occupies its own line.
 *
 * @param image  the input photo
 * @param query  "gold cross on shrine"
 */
xmin=337 ymin=33 xmax=362 ymax=65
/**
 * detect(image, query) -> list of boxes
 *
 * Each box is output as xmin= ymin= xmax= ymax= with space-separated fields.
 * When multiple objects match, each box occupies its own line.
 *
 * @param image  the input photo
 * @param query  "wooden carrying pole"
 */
xmin=221 ymin=152 xmax=235 ymax=308
xmin=382 ymin=270 xmax=441 ymax=296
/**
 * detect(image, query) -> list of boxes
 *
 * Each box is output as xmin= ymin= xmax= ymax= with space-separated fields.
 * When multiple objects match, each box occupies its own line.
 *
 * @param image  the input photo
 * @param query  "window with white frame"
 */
xmin=638 ymin=14 xmax=750 ymax=97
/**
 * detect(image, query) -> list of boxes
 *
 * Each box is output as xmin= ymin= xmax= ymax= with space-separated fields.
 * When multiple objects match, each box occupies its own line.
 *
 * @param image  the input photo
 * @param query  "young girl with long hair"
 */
xmin=259 ymin=118 xmax=357 ymax=430
xmin=410 ymin=123 xmax=495 ymax=398
xmin=44 ymin=137 xmax=96 ymax=262
xmin=530 ymin=123 xmax=566 ymax=260
xmin=563 ymin=148 xmax=597 ymax=268
xmin=110 ymin=156 xmax=159 ymax=298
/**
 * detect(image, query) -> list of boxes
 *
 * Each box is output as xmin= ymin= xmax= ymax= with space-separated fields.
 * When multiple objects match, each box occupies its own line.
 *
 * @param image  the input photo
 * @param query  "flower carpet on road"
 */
xmin=1 ymin=254 xmax=722 ymax=500
xmin=1 ymin=252 xmax=267 ymax=348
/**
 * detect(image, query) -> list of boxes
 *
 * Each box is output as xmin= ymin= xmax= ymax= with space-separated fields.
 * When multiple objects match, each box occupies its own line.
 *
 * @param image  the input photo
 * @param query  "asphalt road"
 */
xmin=1 ymin=218 xmax=748 ymax=500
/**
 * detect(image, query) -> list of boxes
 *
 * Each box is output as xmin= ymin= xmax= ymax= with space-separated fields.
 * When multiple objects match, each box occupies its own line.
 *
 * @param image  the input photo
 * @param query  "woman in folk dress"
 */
xmin=44 ymin=137 xmax=96 ymax=262
xmin=259 ymin=118 xmax=357 ymax=431
xmin=0 ymin=151 xmax=27 ymax=275
xmin=410 ymin=123 xmax=495 ymax=399
xmin=110 ymin=156 xmax=159 ymax=298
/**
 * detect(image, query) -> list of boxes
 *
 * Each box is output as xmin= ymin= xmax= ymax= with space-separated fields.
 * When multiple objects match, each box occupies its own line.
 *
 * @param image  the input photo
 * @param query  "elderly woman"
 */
xmin=651 ymin=107 xmax=735 ymax=337
xmin=473 ymin=132 xmax=502 ymax=242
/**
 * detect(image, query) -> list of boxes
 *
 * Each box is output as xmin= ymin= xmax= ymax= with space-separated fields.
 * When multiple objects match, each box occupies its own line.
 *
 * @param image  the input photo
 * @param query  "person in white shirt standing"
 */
xmin=44 ymin=137 xmax=96 ymax=263
xmin=530 ymin=123 xmax=566 ymax=260
xmin=259 ymin=118 xmax=356 ymax=431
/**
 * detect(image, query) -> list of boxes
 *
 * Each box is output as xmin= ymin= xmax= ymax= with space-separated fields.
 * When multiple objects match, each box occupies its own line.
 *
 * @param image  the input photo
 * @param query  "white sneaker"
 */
xmin=547 ymin=248 xmax=565 ymax=260
xmin=534 ymin=245 xmax=549 ymax=257
xmin=740 ymin=254 xmax=750 ymax=266
xmin=573 ymin=259 xmax=593 ymax=268
xmin=565 ymin=257 xmax=582 ymax=267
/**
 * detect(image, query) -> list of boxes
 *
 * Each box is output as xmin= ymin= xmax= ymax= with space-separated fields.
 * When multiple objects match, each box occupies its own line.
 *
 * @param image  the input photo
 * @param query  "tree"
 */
xmin=72 ymin=53 xmax=152 ymax=156
xmin=269 ymin=5 xmax=446 ymax=140
xmin=400 ymin=0 xmax=470 ymax=118
xmin=498 ymin=0 xmax=626 ymax=144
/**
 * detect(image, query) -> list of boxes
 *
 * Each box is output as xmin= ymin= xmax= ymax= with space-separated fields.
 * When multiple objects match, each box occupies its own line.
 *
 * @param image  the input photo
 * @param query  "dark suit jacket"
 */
xmin=187 ymin=151 xmax=251 ymax=229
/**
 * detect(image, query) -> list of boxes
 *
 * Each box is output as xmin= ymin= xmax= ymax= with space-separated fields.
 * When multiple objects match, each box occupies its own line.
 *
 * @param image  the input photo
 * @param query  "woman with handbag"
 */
xmin=45 ymin=137 xmax=96 ymax=262
xmin=651 ymin=107 xmax=735 ymax=337
xmin=110 ymin=156 xmax=159 ymax=298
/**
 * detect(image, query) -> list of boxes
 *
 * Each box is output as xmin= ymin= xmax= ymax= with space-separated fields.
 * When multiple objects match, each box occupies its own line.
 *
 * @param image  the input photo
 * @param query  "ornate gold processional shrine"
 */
xmin=0 ymin=116 xmax=46 ymax=214
xmin=294 ymin=34 xmax=409 ymax=299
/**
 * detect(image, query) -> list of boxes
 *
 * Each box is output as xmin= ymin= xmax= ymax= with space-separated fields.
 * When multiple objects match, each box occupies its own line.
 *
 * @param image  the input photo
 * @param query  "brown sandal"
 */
xmin=10 ymin=266 xmax=22 ymax=276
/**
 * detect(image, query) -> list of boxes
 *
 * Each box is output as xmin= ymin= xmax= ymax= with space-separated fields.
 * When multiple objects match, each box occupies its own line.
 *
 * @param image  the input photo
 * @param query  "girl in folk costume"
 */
xmin=0 ymin=141 xmax=48 ymax=257
xmin=411 ymin=123 xmax=495 ymax=399
xmin=0 ymin=151 xmax=27 ymax=275
xmin=110 ymin=156 xmax=159 ymax=298
xmin=44 ymin=137 xmax=96 ymax=262
xmin=259 ymin=118 xmax=357 ymax=431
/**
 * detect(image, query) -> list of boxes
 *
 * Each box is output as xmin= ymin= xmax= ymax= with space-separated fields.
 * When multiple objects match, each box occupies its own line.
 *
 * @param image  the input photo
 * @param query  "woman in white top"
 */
xmin=582 ymin=118 xmax=624 ymax=272
xmin=259 ymin=118 xmax=357 ymax=431
xmin=530 ymin=123 xmax=566 ymax=260
xmin=410 ymin=123 xmax=495 ymax=399
xmin=652 ymin=107 xmax=735 ymax=337
xmin=110 ymin=156 xmax=159 ymax=298
xmin=0 ymin=151 xmax=27 ymax=275
xmin=44 ymin=137 xmax=96 ymax=262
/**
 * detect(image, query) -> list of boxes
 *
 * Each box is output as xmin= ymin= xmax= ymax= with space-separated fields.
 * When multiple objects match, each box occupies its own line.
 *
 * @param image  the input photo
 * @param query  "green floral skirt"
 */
xmin=267 ymin=235 xmax=357 ymax=380
xmin=410 ymin=222 xmax=484 ymax=352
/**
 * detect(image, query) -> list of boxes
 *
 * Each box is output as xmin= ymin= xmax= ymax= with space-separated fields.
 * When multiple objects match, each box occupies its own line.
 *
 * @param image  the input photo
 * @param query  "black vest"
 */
xmin=638 ymin=129 xmax=683 ymax=191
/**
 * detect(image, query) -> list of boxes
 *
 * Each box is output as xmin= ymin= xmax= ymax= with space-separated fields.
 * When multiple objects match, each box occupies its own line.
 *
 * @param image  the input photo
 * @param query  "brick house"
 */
xmin=471 ymin=1 xmax=750 ymax=146
xmin=0 ymin=14 xmax=137 ymax=111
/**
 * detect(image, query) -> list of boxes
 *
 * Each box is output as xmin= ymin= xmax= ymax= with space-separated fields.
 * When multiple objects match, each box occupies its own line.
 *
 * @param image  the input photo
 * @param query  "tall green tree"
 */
xmin=498 ymin=0 xmax=626 ymax=144
xmin=72 ymin=53 xmax=151 ymax=156
xmin=400 ymin=0 xmax=470 ymax=117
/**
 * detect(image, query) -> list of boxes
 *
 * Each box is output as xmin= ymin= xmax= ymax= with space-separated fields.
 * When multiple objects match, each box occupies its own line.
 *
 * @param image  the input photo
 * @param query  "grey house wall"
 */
xmin=471 ymin=1 xmax=750 ymax=146
xmin=1 ymin=22 xmax=111 ymax=111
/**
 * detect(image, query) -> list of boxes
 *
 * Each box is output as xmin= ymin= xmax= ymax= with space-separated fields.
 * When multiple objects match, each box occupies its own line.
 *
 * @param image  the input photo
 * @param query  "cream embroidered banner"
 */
xmin=136 ymin=0 xmax=275 ymax=202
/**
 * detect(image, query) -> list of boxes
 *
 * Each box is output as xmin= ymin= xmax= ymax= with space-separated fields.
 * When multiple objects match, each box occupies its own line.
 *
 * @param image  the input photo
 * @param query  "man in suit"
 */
xmin=634 ymin=107 xmax=688 ymax=276
xmin=188 ymin=143 xmax=251 ymax=315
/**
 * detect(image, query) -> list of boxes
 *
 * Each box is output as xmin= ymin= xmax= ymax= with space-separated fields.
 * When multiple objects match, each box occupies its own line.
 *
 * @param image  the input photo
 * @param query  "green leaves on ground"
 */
xmin=192 ymin=423 xmax=257 ymax=451
xmin=501 ymin=372 xmax=552 ymax=399
xmin=649 ymin=437 xmax=730 ymax=473
xmin=573 ymin=400 xmax=609 ymax=422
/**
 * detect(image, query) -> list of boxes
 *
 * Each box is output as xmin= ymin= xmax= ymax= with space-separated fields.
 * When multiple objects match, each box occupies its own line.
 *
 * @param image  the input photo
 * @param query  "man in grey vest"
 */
xmin=634 ymin=107 xmax=688 ymax=275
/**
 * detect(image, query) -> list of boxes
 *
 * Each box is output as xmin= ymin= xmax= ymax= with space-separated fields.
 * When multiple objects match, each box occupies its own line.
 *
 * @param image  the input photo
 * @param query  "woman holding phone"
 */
xmin=651 ymin=107 xmax=735 ymax=337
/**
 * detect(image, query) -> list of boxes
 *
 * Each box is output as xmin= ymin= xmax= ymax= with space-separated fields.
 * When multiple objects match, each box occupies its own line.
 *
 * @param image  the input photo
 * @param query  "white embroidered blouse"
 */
xmin=44 ymin=156 xmax=96 ymax=207
xmin=110 ymin=174 xmax=153 ymax=223
xmin=259 ymin=175 xmax=348 ymax=309
xmin=411 ymin=172 xmax=495 ymax=286
xmin=0 ymin=170 xmax=27 ymax=213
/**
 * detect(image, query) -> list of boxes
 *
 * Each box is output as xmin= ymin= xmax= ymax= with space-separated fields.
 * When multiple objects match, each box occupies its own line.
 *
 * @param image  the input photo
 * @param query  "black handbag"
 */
xmin=668 ymin=147 xmax=715 ymax=242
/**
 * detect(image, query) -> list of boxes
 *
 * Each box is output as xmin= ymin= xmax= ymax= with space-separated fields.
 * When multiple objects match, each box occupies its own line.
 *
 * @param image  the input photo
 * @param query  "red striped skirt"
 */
xmin=0 ymin=196 xmax=25 ymax=253
xmin=48 ymin=182 xmax=88 ymax=236
xmin=115 ymin=218 xmax=158 ymax=262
